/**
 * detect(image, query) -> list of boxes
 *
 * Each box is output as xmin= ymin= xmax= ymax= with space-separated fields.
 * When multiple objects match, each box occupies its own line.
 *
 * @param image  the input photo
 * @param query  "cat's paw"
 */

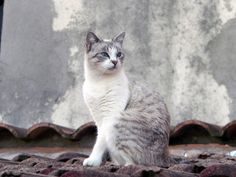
xmin=83 ymin=156 xmax=102 ymax=167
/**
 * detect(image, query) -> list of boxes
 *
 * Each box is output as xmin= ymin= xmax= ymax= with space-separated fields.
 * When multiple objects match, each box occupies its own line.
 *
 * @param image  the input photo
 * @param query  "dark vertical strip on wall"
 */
xmin=0 ymin=0 xmax=4 ymax=51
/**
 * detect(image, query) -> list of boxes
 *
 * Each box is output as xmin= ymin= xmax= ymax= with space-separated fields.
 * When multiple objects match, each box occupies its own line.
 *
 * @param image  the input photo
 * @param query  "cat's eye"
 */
xmin=100 ymin=52 xmax=110 ymax=58
xmin=117 ymin=52 xmax=122 ymax=58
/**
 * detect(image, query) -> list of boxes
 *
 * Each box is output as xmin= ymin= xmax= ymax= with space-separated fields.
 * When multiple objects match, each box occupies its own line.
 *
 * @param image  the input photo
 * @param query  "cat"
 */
xmin=82 ymin=32 xmax=170 ymax=167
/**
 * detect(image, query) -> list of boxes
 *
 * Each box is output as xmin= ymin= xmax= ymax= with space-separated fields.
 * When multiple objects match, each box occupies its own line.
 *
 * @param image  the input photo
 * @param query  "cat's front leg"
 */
xmin=83 ymin=129 xmax=107 ymax=167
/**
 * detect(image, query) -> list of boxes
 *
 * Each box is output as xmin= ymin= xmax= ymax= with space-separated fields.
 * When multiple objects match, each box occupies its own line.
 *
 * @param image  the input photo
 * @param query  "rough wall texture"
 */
xmin=0 ymin=0 xmax=236 ymax=128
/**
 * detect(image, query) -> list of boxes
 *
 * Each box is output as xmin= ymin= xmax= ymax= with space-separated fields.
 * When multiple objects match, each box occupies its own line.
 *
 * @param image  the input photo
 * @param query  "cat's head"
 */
xmin=85 ymin=32 xmax=125 ymax=74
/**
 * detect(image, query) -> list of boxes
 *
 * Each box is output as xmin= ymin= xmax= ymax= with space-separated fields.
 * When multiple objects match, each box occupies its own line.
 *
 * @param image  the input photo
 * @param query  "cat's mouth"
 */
xmin=108 ymin=65 xmax=117 ymax=70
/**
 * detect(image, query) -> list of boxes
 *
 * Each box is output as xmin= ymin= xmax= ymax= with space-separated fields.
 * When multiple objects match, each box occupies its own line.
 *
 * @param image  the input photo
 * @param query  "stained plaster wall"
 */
xmin=0 ymin=0 xmax=236 ymax=128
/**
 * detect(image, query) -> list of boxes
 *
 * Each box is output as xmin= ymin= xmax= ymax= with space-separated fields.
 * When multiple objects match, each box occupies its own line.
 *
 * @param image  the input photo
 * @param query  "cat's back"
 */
xmin=124 ymin=83 xmax=170 ymax=139
xmin=125 ymin=82 xmax=170 ymax=124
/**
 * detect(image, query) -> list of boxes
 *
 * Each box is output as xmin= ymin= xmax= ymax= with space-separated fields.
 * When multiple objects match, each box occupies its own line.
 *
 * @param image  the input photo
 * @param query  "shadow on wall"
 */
xmin=0 ymin=0 xmax=4 ymax=49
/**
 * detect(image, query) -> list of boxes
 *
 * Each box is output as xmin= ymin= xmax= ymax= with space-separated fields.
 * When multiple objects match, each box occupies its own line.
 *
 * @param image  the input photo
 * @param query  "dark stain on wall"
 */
xmin=208 ymin=18 xmax=236 ymax=120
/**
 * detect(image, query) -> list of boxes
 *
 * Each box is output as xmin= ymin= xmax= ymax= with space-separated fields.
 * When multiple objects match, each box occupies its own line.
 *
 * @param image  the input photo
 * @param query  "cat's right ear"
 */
xmin=86 ymin=32 xmax=101 ymax=53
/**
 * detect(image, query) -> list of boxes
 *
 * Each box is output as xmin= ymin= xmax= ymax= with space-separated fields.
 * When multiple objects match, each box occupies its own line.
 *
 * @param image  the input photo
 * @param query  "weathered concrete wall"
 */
xmin=0 ymin=0 xmax=236 ymax=128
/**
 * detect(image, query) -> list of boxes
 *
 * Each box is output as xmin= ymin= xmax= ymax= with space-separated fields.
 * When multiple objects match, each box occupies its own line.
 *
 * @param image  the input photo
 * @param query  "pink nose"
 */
xmin=111 ymin=60 xmax=118 ymax=66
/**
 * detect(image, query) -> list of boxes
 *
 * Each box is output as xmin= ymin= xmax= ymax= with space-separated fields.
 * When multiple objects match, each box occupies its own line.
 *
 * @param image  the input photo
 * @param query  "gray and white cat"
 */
xmin=82 ymin=32 xmax=170 ymax=167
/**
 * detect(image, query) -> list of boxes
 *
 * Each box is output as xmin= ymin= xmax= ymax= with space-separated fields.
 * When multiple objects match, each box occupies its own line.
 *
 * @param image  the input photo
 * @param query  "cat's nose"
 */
xmin=111 ymin=60 xmax=118 ymax=66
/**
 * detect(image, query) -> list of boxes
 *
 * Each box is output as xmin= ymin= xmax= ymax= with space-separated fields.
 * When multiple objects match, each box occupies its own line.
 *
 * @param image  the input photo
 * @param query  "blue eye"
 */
xmin=100 ymin=52 xmax=109 ymax=58
xmin=117 ymin=52 xmax=122 ymax=57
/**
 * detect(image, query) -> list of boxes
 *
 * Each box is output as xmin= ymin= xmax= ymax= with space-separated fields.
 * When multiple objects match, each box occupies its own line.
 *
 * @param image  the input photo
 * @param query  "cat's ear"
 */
xmin=112 ymin=32 xmax=125 ymax=46
xmin=86 ymin=32 xmax=101 ymax=52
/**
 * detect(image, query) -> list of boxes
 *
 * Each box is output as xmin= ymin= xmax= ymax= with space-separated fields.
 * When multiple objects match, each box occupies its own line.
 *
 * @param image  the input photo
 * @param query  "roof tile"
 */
xmin=1 ymin=120 xmax=236 ymax=141
xmin=0 ymin=151 xmax=234 ymax=176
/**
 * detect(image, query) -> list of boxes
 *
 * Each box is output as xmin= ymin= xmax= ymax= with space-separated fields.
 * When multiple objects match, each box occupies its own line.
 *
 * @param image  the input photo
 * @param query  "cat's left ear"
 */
xmin=112 ymin=32 xmax=126 ymax=46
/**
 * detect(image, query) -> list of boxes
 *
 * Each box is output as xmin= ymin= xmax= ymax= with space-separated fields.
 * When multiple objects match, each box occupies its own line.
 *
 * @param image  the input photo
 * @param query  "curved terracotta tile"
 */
xmin=199 ymin=164 xmax=236 ymax=177
xmin=222 ymin=120 xmax=236 ymax=138
xmin=170 ymin=120 xmax=222 ymax=138
xmin=0 ymin=123 xmax=27 ymax=138
xmin=72 ymin=121 xmax=96 ymax=140
xmin=27 ymin=122 xmax=74 ymax=139
xmin=1 ymin=120 xmax=236 ymax=142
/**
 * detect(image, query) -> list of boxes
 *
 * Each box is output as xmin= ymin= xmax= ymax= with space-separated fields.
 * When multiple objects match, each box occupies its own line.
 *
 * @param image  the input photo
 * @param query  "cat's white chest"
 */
xmin=83 ymin=77 xmax=129 ymax=127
